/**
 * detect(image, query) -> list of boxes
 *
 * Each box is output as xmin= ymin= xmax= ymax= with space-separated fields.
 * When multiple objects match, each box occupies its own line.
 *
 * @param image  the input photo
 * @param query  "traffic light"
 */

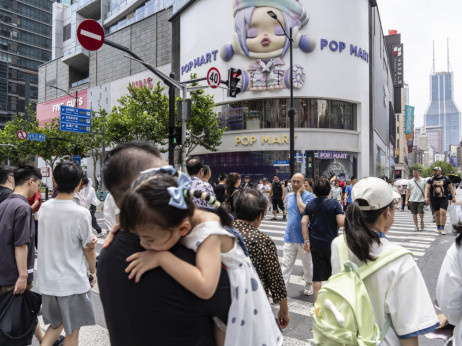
xmin=228 ymin=68 xmax=242 ymax=98
xmin=173 ymin=126 xmax=182 ymax=146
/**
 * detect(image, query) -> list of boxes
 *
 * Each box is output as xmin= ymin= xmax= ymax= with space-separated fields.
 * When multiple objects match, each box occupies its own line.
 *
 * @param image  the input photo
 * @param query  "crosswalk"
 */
xmin=34 ymin=209 xmax=446 ymax=345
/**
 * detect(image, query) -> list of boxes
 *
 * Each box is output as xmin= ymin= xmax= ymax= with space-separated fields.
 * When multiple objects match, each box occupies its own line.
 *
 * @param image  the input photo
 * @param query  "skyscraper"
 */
xmin=424 ymin=42 xmax=461 ymax=153
xmin=0 ymin=0 xmax=53 ymax=128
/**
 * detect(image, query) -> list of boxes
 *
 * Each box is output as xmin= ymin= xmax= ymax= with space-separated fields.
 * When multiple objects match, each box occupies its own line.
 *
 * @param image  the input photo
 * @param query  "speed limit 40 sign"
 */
xmin=207 ymin=68 xmax=221 ymax=89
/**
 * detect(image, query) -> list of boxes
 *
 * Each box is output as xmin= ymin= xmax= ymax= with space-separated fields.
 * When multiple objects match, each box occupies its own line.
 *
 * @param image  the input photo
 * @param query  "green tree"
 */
xmin=409 ymin=163 xmax=425 ymax=174
xmin=180 ymin=75 xmax=226 ymax=158
xmin=423 ymin=161 xmax=458 ymax=177
xmin=106 ymin=83 xmax=169 ymax=148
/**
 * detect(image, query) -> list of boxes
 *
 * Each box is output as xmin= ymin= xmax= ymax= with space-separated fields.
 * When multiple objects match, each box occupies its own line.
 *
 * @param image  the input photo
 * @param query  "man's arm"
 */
xmin=30 ymin=200 xmax=40 ymax=210
xmin=424 ymin=183 xmax=431 ymax=205
xmin=84 ymin=246 xmax=97 ymax=286
xmin=14 ymin=244 xmax=28 ymax=295
xmin=296 ymin=187 xmax=307 ymax=214
xmin=405 ymin=188 xmax=410 ymax=206
xmin=449 ymin=182 xmax=456 ymax=202
xmin=336 ymin=214 xmax=345 ymax=228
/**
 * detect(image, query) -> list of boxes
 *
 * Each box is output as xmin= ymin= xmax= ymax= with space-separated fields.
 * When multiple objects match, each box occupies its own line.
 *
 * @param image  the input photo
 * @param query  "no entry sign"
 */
xmin=77 ymin=20 xmax=105 ymax=51
xmin=207 ymin=68 xmax=221 ymax=89
xmin=17 ymin=130 xmax=27 ymax=140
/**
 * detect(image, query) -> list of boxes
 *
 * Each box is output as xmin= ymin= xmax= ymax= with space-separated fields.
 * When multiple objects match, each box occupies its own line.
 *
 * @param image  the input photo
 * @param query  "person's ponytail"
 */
xmin=344 ymin=200 xmax=387 ymax=262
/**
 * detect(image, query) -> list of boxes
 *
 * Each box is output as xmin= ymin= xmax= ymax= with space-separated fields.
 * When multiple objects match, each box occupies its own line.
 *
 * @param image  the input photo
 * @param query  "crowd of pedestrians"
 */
xmin=2 ymin=149 xmax=462 ymax=345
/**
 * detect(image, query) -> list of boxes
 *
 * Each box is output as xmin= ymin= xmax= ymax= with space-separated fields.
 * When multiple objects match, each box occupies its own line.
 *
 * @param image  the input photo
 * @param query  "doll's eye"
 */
xmin=274 ymin=26 xmax=285 ymax=36
xmin=247 ymin=28 xmax=258 ymax=38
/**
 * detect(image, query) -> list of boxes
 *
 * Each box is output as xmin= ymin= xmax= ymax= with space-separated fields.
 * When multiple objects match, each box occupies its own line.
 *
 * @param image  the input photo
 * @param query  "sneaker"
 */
xmin=97 ymin=231 xmax=106 ymax=238
xmin=414 ymin=227 xmax=419 ymax=232
xmin=304 ymin=284 xmax=313 ymax=296
xmin=420 ymin=221 xmax=425 ymax=230
xmin=436 ymin=229 xmax=441 ymax=234
xmin=432 ymin=217 xmax=436 ymax=223
xmin=441 ymin=229 xmax=446 ymax=235
xmin=53 ymin=335 xmax=65 ymax=346
xmin=283 ymin=213 xmax=287 ymax=221
xmin=272 ymin=217 xmax=277 ymax=220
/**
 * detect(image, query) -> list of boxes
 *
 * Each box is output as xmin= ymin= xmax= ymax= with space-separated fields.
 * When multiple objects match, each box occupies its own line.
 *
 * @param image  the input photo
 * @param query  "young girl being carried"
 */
xmin=119 ymin=166 xmax=283 ymax=346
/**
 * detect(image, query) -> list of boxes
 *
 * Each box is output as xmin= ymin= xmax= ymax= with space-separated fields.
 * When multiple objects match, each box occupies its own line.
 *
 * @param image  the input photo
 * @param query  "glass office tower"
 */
xmin=424 ymin=72 xmax=461 ymax=153
xmin=0 ymin=0 xmax=53 ymax=127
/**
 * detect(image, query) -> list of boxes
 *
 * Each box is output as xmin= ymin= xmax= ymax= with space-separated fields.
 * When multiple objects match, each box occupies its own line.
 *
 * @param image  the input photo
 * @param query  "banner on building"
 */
xmin=450 ymin=156 xmax=457 ymax=167
xmin=392 ymin=44 xmax=404 ymax=88
xmin=404 ymin=105 xmax=414 ymax=140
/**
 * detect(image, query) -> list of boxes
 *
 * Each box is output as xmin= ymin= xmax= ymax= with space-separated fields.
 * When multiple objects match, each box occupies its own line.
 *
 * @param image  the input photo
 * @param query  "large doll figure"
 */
xmin=221 ymin=0 xmax=315 ymax=92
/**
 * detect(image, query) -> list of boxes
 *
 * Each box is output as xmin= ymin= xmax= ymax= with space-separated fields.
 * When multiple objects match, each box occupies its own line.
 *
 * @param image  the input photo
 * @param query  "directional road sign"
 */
xmin=73 ymin=155 xmax=81 ymax=166
xmin=60 ymin=105 xmax=92 ymax=134
xmin=17 ymin=130 xmax=27 ymax=140
xmin=27 ymin=133 xmax=46 ymax=142
xmin=207 ymin=67 xmax=221 ymax=89
xmin=77 ymin=20 xmax=105 ymax=51
xmin=274 ymin=160 xmax=290 ymax=166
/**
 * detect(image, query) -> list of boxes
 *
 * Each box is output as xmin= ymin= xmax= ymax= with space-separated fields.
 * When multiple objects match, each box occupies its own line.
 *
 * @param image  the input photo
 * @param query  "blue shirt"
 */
xmin=304 ymin=197 xmax=343 ymax=248
xmin=284 ymin=191 xmax=314 ymax=243
xmin=346 ymin=185 xmax=353 ymax=203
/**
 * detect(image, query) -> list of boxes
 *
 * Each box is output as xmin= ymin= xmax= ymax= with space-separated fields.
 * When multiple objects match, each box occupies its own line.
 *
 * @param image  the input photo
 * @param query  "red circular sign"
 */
xmin=77 ymin=20 xmax=105 ymax=51
xmin=207 ymin=68 xmax=221 ymax=89
xmin=17 ymin=130 xmax=27 ymax=140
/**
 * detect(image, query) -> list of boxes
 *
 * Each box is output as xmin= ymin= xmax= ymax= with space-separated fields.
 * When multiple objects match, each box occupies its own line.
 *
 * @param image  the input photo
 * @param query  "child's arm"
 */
xmin=126 ymin=235 xmax=223 ymax=299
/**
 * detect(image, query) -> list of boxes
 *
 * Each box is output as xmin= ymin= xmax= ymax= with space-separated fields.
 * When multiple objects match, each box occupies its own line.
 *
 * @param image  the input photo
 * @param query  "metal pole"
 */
xmin=289 ymin=27 xmax=295 ymax=179
xmin=168 ymin=73 xmax=176 ymax=166
xmin=181 ymin=86 xmax=187 ymax=171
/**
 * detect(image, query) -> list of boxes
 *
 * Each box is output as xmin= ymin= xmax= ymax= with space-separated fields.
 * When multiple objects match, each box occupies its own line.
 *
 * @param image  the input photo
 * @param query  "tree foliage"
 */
xmin=106 ymin=83 xmax=169 ymax=148
xmin=181 ymin=74 xmax=225 ymax=158
xmin=422 ymin=161 xmax=458 ymax=177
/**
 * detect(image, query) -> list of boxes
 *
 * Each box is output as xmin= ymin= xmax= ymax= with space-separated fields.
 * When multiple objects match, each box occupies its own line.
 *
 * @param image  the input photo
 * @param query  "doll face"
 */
xmin=246 ymin=7 xmax=286 ymax=56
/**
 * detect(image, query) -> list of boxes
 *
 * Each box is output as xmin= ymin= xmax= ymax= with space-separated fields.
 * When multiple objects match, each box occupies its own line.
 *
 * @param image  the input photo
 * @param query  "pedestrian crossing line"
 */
xmin=281 ymin=336 xmax=310 ymax=346
xmin=274 ymin=297 xmax=313 ymax=317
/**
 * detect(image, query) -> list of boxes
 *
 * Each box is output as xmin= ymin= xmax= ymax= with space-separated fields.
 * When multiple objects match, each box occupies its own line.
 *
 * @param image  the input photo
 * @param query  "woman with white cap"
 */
xmin=330 ymin=177 xmax=439 ymax=345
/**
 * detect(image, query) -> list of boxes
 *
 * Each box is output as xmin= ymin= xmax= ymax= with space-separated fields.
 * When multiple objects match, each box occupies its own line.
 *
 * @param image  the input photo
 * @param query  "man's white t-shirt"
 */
xmin=35 ymin=199 xmax=93 ymax=296
xmin=260 ymin=184 xmax=271 ymax=201
xmin=331 ymin=236 xmax=439 ymax=345
xmin=103 ymin=193 xmax=120 ymax=230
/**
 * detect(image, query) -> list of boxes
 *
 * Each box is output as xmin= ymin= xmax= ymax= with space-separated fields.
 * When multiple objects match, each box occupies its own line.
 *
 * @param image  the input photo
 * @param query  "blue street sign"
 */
xmin=73 ymin=155 xmax=81 ymax=166
xmin=60 ymin=105 xmax=92 ymax=134
xmin=274 ymin=160 xmax=290 ymax=166
xmin=27 ymin=133 xmax=46 ymax=142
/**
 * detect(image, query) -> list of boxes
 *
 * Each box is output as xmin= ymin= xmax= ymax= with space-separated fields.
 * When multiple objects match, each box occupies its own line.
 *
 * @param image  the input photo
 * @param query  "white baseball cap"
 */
xmin=352 ymin=177 xmax=401 ymax=211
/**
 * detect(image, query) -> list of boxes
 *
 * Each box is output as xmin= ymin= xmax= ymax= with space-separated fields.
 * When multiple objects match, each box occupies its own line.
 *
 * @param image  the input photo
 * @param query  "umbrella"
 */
xmin=394 ymin=179 xmax=409 ymax=186
xmin=447 ymin=174 xmax=461 ymax=184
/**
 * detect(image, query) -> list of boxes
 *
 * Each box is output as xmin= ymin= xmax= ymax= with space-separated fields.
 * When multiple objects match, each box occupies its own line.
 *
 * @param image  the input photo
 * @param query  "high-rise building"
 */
xmin=0 ymin=0 xmax=53 ymax=128
xmin=424 ymin=42 xmax=461 ymax=153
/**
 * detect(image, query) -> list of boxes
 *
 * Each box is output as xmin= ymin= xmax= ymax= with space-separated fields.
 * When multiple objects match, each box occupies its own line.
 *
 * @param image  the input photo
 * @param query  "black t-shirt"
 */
xmin=97 ymin=231 xmax=231 ymax=346
xmin=427 ymin=175 xmax=451 ymax=199
xmin=304 ymin=197 xmax=344 ymax=248
xmin=214 ymin=183 xmax=226 ymax=203
xmin=0 ymin=186 xmax=12 ymax=204
xmin=0 ymin=194 xmax=35 ymax=285
xmin=272 ymin=181 xmax=283 ymax=199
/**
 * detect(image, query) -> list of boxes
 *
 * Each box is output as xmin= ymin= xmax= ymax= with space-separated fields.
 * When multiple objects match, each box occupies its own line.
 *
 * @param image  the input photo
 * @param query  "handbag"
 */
xmin=0 ymin=289 xmax=42 ymax=346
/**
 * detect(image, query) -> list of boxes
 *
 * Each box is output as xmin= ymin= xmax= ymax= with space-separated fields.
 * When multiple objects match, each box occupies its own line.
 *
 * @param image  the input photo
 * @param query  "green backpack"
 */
xmin=309 ymin=236 xmax=413 ymax=345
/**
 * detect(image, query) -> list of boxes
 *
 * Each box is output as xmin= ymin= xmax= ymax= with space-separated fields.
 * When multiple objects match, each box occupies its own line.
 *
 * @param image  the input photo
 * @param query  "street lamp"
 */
xmin=268 ymin=10 xmax=295 ymax=179
xmin=48 ymin=85 xmax=80 ymax=107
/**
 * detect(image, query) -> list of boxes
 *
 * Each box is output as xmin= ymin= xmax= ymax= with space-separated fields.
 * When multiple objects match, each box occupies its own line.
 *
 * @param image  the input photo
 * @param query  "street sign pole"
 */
xmin=168 ymin=72 xmax=176 ymax=166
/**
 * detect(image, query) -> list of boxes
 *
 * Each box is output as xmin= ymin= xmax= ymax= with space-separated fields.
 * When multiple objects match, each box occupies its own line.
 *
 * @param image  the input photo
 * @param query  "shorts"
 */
xmin=409 ymin=202 xmax=425 ymax=215
xmin=42 ymin=291 xmax=95 ymax=335
xmin=272 ymin=198 xmax=284 ymax=211
xmin=311 ymin=247 xmax=332 ymax=282
xmin=430 ymin=198 xmax=449 ymax=212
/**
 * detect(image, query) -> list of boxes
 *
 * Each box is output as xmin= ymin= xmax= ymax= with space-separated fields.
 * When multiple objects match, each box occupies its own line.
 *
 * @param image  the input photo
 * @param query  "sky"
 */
xmin=376 ymin=0 xmax=462 ymax=127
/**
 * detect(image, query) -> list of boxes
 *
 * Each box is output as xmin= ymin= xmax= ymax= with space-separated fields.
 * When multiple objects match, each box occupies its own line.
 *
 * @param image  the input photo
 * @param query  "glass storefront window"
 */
xmin=215 ymin=98 xmax=356 ymax=131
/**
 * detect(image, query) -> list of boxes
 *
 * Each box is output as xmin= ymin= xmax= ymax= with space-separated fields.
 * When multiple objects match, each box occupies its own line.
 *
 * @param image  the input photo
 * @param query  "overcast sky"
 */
xmin=376 ymin=0 xmax=462 ymax=127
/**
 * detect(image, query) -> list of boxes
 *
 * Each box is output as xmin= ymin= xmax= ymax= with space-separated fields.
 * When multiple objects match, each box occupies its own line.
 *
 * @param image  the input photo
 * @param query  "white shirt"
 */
xmin=437 ymin=242 xmax=462 ymax=346
xmin=260 ymin=184 xmax=271 ymax=201
xmin=35 ymin=199 xmax=93 ymax=296
xmin=103 ymin=193 xmax=120 ymax=230
xmin=331 ymin=236 xmax=439 ymax=345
